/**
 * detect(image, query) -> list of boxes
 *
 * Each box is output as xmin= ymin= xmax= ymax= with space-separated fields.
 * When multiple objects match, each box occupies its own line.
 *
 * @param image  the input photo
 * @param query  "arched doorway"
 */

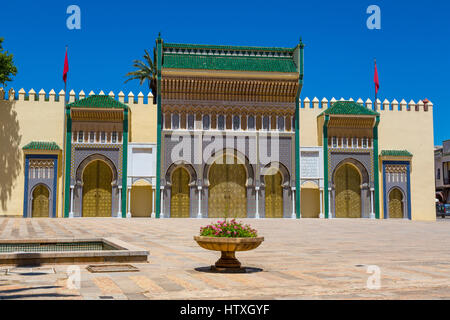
xmin=171 ymin=167 xmax=190 ymax=218
xmin=389 ymin=188 xmax=404 ymax=219
xmin=82 ymin=160 xmax=112 ymax=217
xmin=32 ymin=185 xmax=50 ymax=218
xmin=131 ymin=180 xmax=152 ymax=217
xmin=334 ymin=163 xmax=361 ymax=218
xmin=265 ymin=170 xmax=283 ymax=218
xmin=208 ymin=154 xmax=247 ymax=218
xmin=301 ymin=181 xmax=320 ymax=218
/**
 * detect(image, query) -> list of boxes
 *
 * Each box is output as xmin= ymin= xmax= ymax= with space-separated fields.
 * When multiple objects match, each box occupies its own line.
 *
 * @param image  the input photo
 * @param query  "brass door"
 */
xmin=82 ymin=160 xmax=112 ymax=217
xmin=335 ymin=163 xmax=361 ymax=218
xmin=32 ymin=185 xmax=50 ymax=217
xmin=265 ymin=171 xmax=283 ymax=218
xmin=208 ymin=155 xmax=247 ymax=218
xmin=389 ymin=188 xmax=404 ymax=218
xmin=171 ymin=167 xmax=190 ymax=218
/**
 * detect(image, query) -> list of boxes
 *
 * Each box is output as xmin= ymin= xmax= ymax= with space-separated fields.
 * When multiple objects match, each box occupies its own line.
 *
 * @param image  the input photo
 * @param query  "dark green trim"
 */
xmin=23 ymin=141 xmax=61 ymax=151
xmin=294 ymin=39 xmax=304 ymax=219
xmin=155 ymin=36 xmax=163 ymax=219
xmin=163 ymin=54 xmax=297 ymax=73
xmin=323 ymin=115 xmax=330 ymax=218
xmin=319 ymin=101 xmax=380 ymax=116
xmin=373 ymin=115 xmax=380 ymax=219
xmin=380 ymin=150 xmax=412 ymax=157
xmin=63 ymin=107 xmax=72 ymax=218
xmin=163 ymin=42 xmax=295 ymax=53
xmin=67 ymin=95 xmax=128 ymax=110
xmin=121 ymin=108 xmax=129 ymax=218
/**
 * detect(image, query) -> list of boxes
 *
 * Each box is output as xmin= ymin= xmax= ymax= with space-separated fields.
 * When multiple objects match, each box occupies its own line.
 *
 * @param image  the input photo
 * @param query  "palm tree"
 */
xmin=124 ymin=49 xmax=157 ymax=104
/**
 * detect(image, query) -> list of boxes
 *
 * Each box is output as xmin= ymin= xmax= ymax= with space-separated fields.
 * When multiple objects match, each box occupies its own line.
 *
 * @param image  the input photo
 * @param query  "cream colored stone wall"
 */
xmin=0 ymin=89 xmax=436 ymax=221
xmin=298 ymin=97 xmax=435 ymax=221
xmin=0 ymin=88 xmax=65 ymax=217
xmin=377 ymin=100 xmax=435 ymax=221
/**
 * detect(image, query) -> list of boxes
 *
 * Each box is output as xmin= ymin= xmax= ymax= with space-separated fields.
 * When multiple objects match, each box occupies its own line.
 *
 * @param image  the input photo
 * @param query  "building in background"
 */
xmin=0 ymin=38 xmax=436 ymax=221
xmin=435 ymin=141 xmax=450 ymax=204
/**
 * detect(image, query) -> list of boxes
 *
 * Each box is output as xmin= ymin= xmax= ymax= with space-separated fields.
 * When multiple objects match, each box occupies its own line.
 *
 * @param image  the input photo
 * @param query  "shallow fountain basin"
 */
xmin=0 ymin=238 xmax=149 ymax=266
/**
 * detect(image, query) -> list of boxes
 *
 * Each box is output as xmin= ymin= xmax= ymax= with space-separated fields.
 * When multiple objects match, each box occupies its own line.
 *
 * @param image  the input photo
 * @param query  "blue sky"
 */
xmin=1 ymin=0 xmax=449 ymax=144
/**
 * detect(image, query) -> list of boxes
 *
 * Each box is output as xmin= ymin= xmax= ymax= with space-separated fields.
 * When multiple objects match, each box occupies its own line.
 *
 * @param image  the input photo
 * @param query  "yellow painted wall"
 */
xmin=0 ymin=91 xmax=64 ymax=217
xmin=300 ymin=187 xmax=320 ymax=218
xmin=128 ymin=98 xmax=157 ymax=143
xmin=130 ymin=185 xmax=153 ymax=217
xmin=299 ymin=101 xmax=324 ymax=146
xmin=0 ymin=90 xmax=435 ymax=221
xmin=378 ymin=105 xmax=435 ymax=221
xmin=298 ymin=98 xmax=435 ymax=221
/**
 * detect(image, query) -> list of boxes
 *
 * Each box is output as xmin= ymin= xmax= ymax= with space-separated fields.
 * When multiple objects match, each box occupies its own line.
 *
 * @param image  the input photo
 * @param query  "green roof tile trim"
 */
xmin=320 ymin=101 xmax=380 ymax=116
xmin=23 ymin=141 xmax=61 ymax=151
xmin=66 ymin=95 xmax=128 ymax=109
xmin=163 ymin=43 xmax=295 ymax=53
xmin=381 ymin=150 xmax=413 ymax=157
xmin=163 ymin=54 xmax=297 ymax=73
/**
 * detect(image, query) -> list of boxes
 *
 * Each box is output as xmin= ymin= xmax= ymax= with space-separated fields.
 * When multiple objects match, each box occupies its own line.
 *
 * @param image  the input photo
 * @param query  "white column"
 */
xmin=69 ymin=186 xmax=74 ymax=218
xmin=126 ymin=188 xmax=132 ymax=218
xmin=328 ymin=188 xmax=333 ymax=219
xmin=197 ymin=186 xmax=202 ymax=218
xmin=369 ymin=188 xmax=375 ymax=219
xmin=151 ymin=187 xmax=156 ymax=218
xmin=255 ymin=186 xmax=260 ymax=219
xmin=160 ymin=186 xmax=164 ymax=218
xmin=117 ymin=186 xmax=122 ymax=218
xmin=319 ymin=188 xmax=324 ymax=219
xmin=291 ymin=187 xmax=296 ymax=219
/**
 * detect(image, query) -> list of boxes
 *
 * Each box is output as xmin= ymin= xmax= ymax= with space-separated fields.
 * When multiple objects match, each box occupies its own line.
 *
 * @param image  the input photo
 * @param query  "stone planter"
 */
xmin=194 ymin=236 xmax=264 ymax=271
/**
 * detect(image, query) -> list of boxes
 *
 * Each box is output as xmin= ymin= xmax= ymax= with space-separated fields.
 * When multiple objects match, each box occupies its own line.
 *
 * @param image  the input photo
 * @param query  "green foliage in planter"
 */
xmin=200 ymin=219 xmax=258 ymax=238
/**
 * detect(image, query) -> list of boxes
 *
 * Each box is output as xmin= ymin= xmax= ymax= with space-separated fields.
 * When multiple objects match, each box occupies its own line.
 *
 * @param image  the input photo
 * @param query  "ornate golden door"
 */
xmin=208 ymin=155 xmax=247 ymax=218
xmin=265 ymin=171 xmax=283 ymax=218
xmin=171 ymin=167 xmax=190 ymax=218
xmin=82 ymin=160 xmax=112 ymax=217
xmin=32 ymin=185 xmax=50 ymax=217
xmin=389 ymin=188 xmax=404 ymax=218
xmin=335 ymin=163 xmax=361 ymax=218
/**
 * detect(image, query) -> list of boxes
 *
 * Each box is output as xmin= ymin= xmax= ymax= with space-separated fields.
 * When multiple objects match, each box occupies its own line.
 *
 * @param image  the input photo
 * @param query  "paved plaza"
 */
xmin=0 ymin=217 xmax=450 ymax=300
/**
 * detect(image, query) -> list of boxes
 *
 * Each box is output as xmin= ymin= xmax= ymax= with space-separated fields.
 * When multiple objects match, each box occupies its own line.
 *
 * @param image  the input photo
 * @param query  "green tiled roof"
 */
xmin=320 ymin=101 xmax=379 ymax=116
xmin=67 ymin=95 xmax=128 ymax=109
xmin=163 ymin=54 xmax=297 ymax=72
xmin=164 ymin=43 xmax=295 ymax=53
xmin=381 ymin=150 xmax=413 ymax=157
xmin=23 ymin=141 xmax=61 ymax=151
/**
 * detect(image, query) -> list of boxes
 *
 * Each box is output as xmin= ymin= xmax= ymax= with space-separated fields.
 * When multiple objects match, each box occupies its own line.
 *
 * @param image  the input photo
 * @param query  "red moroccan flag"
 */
xmin=374 ymin=60 xmax=380 ymax=94
xmin=63 ymin=47 xmax=69 ymax=84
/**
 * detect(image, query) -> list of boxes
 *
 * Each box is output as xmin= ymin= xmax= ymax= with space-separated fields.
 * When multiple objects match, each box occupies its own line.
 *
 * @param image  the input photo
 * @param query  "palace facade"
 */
xmin=0 ymin=37 xmax=436 ymax=220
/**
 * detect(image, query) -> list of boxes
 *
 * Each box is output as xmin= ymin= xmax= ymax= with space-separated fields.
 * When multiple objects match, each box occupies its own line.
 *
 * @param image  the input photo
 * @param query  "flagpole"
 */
xmin=62 ymin=45 xmax=68 ymax=218
xmin=374 ymin=58 xmax=377 ymax=111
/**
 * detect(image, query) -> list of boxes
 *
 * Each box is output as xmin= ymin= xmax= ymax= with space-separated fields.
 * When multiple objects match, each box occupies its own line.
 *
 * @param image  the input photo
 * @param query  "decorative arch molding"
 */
xmin=131 ymin=178 xmax=153 ymax=187
xmin=300 ymin=180 xmax=320 ymax=188
xmin=31 ymin=182 xmax=51 ymax=197
xmin=203 ymin=148 xmax=254 ymax=187
xmin=260 ymin=161 xmax=291 ymax=187
xmin=387 ymin=186 xmax=406 ymax=219
xmin=75 ymin=154 xmax=118 ymax=186
xmin=165 ymin=161 xmax=197 ymax=186
xmin=331 ymin=158 xmax=370 ymax=186
xmin=388 ymin=186 xmax=406 ymax=200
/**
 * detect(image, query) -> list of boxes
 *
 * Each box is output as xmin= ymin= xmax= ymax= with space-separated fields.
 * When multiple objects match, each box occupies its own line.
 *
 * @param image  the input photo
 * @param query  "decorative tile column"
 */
xmin=319 ymin=188 xmax=324 ymax=219
xmin=255 ymin=186 xmax=260 ymax=219
xmin=197 ymin=186 xmax=202 ymax=218
xmin=117 ymin=186 xmax=122 ymax=218
xmin=126 ymin=187 xmax=132 ymax=218
xmin=69 ymin=185 xmax=74 ymax=218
